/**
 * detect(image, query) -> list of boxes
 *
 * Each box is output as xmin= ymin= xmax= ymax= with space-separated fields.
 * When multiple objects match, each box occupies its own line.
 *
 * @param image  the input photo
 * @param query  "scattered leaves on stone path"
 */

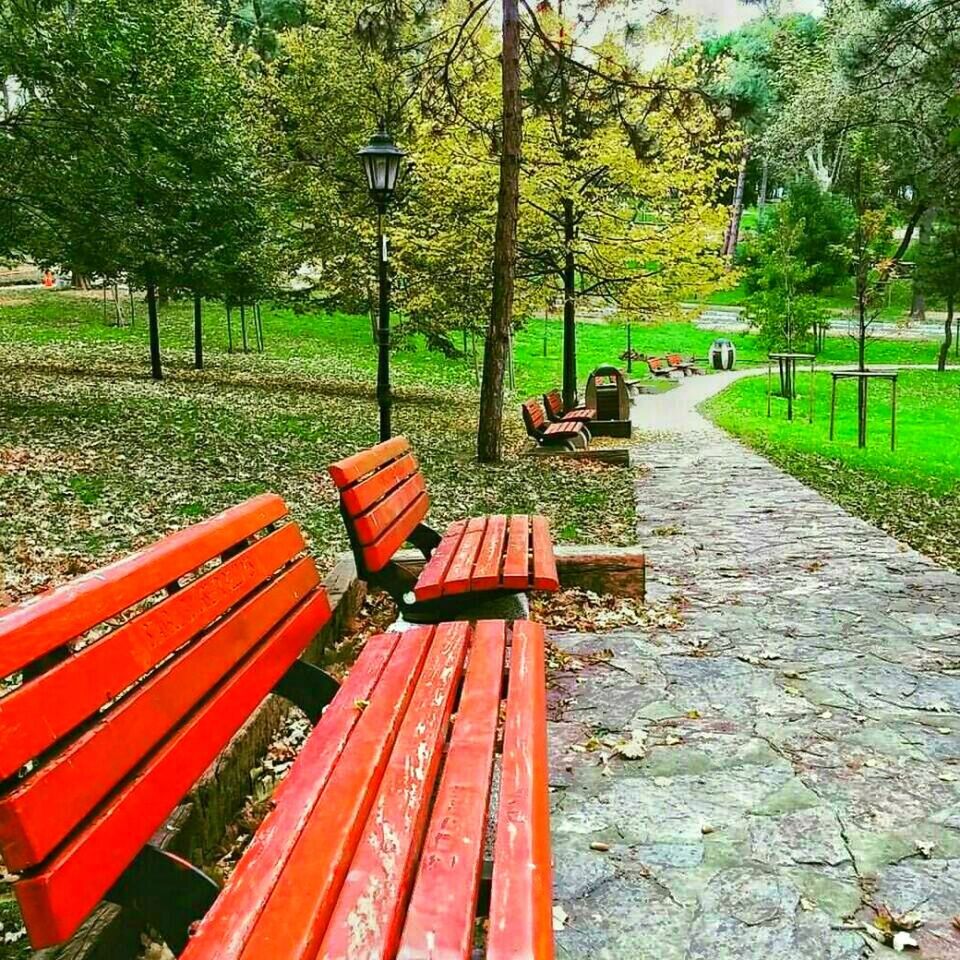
xmin=533 ymin=587 xmax=683 ymax=632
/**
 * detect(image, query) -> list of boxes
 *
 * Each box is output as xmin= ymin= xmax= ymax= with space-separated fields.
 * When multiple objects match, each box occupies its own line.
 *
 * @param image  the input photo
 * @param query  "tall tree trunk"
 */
xmin=146 ymin=278 xmax=162 ymax=380
xmin=477 ymin=0 xmax=521 ymax=464
xmin=561 ymin=198 xmax=578 ymax=409
xmin=723 ymin=143 xmax=751 ymax=264
xmin=71 ymin=270 xmax=90 ymax=290
xmin=911 ymin=207 xmax=936 ymax=321
xmin=939 ymin=294 xmax=954 ymax=372
xmin=193 ymin=292 xmax=203 ymax=370
xmin=758 ymin=158 xmax=769 ymax=217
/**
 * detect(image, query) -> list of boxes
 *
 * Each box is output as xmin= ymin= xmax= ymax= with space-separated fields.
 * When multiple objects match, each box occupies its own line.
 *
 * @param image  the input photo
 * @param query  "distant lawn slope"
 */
xmin=0 ymin=290 xmax=638 ymax=606
xmin=703 ymin=370 xmax=960 ymax=570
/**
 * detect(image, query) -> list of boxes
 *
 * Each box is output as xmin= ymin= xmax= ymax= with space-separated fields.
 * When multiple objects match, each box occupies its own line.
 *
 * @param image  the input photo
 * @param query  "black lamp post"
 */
xmin=358 ymin=128 xmax=405 ymax=442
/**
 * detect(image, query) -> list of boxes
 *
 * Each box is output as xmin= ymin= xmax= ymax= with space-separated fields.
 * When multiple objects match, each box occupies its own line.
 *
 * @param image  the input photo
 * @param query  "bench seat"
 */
xmin=416 ymin=514 xmax=559 ymax=602
xmin=522 ymin=399 xmax=590 ymax=449
xmin=329 ymin=438 xmax=560 ymax=621
xmin=180 ymin=619 xmax=553 ymax=960
xmin=543 ymin=389 xmax=597 ymax=425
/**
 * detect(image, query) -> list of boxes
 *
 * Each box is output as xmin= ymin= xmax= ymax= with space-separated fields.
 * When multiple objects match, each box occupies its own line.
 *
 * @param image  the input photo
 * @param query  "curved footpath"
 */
xmin=550 ymin=367 xmax=960 ymax=958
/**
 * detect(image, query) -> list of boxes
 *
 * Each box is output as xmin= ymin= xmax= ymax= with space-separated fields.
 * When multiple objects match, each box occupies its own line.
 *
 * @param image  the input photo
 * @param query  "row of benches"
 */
xmin=522 ymin=390 xmax=597 ymax=449
xmin=0 ymin=439 xmax=559 ymax=958
xmin=647 ymin=354 xmax=703 ymax=377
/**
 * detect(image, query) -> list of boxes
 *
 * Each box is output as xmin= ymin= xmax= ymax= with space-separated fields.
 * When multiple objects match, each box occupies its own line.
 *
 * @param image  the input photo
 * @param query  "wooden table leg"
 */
xmin=829 ymin=376 xmax=837 ymax=440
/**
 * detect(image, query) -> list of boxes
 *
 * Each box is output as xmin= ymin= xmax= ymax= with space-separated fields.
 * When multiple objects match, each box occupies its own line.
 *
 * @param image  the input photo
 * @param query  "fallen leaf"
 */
xmin=552 ymin=905 xmax=568 ymax=932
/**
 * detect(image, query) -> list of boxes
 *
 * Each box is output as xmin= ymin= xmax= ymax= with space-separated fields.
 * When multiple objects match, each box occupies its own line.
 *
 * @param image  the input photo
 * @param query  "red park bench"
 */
xmin=542 ymin=389 xmax=597 ymax=431
xmin=0 ymin=495 xmax=554 ymax=958
xmin=328 ymin=436 xmax=560 ymax=622
xmin=666 ymin=352 xmax=701 ymax=375
xmin=522 ymin=399 xmax=590 ymax=450
xmin=646 ymin=356 xmax=672 ymax=378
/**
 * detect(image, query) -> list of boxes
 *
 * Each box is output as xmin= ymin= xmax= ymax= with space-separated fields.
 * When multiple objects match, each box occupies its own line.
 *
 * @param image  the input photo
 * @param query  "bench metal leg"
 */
xmin=107 ymin=844 xmax=219 ymax=955
xmin=273 ymin=659 xmax=340 ymax=723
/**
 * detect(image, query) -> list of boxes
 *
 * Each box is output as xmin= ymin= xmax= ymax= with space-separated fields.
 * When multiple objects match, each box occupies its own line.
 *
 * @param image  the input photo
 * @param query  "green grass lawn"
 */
xmin=703 ymin=370 xmax=960 ymax=570
xmin=0 ymin=289 xmax=643 ymax=607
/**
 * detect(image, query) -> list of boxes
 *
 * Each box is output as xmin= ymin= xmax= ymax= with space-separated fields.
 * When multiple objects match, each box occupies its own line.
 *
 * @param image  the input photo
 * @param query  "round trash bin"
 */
xmin=709 ymin=338 xmax=736 ymax=371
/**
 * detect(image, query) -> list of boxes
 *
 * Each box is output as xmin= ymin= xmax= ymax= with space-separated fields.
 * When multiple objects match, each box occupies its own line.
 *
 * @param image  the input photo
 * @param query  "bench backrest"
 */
xmin=521 ymin=399 xmax=547 ymax=438
xmin=648 ymin=356 xmax=665 ymax=371
xmin=328 ymin=437 xmax=431 ymax=576
xmin=0 ymin=494 xmax=331 ymax=949
xmin=666 ymin=353 xmax=683 ymax=366
xmin=543 ymin=390 xmax=563 ymax=418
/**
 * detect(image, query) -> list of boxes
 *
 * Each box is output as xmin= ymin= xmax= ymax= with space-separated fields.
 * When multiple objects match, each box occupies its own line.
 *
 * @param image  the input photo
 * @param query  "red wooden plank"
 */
xmin=471 ymin=515 xmax=508 ymax=591
xmin=441 ymin=516 xmax=487 ymax=596
xmin=179 ymin=630 xmax=400 ymax=960
xmin=229 ymin=627 xmax=435 ymax=960
xmin=360 ymin=494 xmax=430 ymax=574
xmin=341 ymin=452 xmax=419 ymax=517
xmin=562 ymin=409 xmax=595 ymax=422
xmin=414 ymin=520 xmax=467 ymax=602
xmin=502 ymin=515 xmax=531 ymax=590
xmin=544 ymin=391 xmax=562 ymax=418
xmin=543 ymin=422 xmax=582 ymax=437
xmin=0 ymin=557 xmax=322 ymax=873
xmin=487 ymin=621 xmax=554 ymax=960
xmin=530 ymin=516 xmax=559 ymax=593
xmin=352 ymin=473 xmax=427 ymax=546
xmin=0 ymin=494 xmax=287 ymax=680
xmin=397 ymin=620 xmax=507 ymax=960
xmin=0 ymin=522 xmax=306 ymax=785
xmin=522 ymin=401 xmax=545 ymax=429
xmin=328 ymin=437 xmax=410 ymax=489
xmin=318 ymin=621 xmax=471 ymax=959
xmin=13 ymin=589 xmax=331 ymax=949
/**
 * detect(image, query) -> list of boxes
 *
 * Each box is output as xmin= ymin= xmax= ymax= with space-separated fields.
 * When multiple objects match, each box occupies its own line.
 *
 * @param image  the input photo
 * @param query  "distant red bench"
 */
xmin=329 ymin=437 xmax=560 ymax=621
xmin=666 ymin=352 xmax=701 ymax=375
xmin=646 ymin=356 xmax=672 ymax=378
xmin=543 ymin=388 xmax=597 ymax=430
xmin=522 ymin=398 xmax=590 ymax=449
xmin=0 ymin=498 xmax=555 ymax=958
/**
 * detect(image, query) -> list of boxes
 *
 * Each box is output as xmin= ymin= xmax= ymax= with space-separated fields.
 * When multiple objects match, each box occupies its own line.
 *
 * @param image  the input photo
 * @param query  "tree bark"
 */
xmin=910 ymin=206 xmax=936 ymax=321
xmin=477 ymin=0 xmax=521 ymax=463
xmin=562 ymin=197 xmax=578 ymax=409
xmin=939 ymin=294 xmax=953 ymax=372
xmin=723 ymin=143 xmax=750 ymax=264
xmin=193 ymin=292 xmax=203 ymax=370
xmin=146 ymin=278 xmax=162 ymax=380
xmin=758 ymin=158 xmax=769 ymax=215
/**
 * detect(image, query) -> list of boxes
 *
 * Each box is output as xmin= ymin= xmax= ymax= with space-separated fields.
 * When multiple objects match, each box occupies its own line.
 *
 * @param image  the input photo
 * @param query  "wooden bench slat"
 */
xmin=531 ymin=516 xmax=560 ymax=592
xmin=14 ymin=589 xmax=331 ymax=949
xmin=360 ymin=493 xmax=430 ymax=574
xmin=0 ymin=557 xmax=321 ymax=873
xmin=563 ymin=408 xmax=596 ymax=421
xmin=471 ymin=514 xmax=508 ymax=590
xmin=397 ymin=620 xmax=507 ymax=960
xmin=487 ymin=621 xmax=554 ymax=960
xmin=327 ymin=436 xmax=410 ymax=489
xmin=318 ymin=621 xmax=471 ymax=958
xmin=543 ymin=422 xmax=583 ymax=437
xmin=502 ymin=515 xmax=531 ymax=589
xmin=0 ymin=522 xmax=306 ymax=785
xmin=414 ymin=519 xmax=467 ymax=602
xmin=227 ymin=627 xmax=435 ymax=960
xmin=352 ymin=473 xmax=427 ymax=546
xmin=179 ymin=630 xmax=400 ymax=960
xmin=341 ymin=452 xmax=419 ymax=518
xmin=441 ymin=516 xmax=487 ymax=596
xmin=0 ymin=493 xmax=288 ymax=680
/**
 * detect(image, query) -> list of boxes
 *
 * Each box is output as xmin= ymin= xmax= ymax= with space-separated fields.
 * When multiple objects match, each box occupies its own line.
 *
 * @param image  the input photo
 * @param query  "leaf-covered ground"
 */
xmin=703 ymin=371 xmax=960 ymax=572
xmin=0 ymin=290 xmax=636 ymax=606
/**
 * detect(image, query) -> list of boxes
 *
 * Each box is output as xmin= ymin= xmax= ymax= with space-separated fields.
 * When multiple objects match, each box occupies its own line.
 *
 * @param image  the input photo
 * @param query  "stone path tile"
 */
xmin=550 ymin=378 xmax=960 ymax=959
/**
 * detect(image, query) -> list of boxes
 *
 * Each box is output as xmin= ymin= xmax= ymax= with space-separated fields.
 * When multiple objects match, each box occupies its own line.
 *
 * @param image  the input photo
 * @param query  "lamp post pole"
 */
xmin=376 ymin=210 xmax=391 ymax=441
xmin=358 ymin=128 xmax=405 ymax=444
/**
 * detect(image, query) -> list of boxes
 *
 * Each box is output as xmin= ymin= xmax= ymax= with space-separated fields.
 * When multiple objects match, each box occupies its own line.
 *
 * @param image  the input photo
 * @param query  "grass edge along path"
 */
xmin=702 ymin=370 xmax=960 ymax=573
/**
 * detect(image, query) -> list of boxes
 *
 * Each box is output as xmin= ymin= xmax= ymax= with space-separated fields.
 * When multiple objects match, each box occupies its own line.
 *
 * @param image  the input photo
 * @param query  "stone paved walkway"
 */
xmin=550 ymin=371 xmax=960 ymax=959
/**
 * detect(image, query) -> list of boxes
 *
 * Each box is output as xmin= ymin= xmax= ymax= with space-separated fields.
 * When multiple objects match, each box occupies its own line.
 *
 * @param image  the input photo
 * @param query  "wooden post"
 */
xmin=240 ymin=301 xmax=249 ymax=353
xmin=891 ymin=377 xmax=897 ymax=451
xmin=227 ymin=303 xmax=233 ymax=353
xmin=858 ymin=376 xmax=868 ymax=449
xmin=766 ymin=359 xmax=772 ymax=418
xmin=829 ymin=375 xmax=837 ymax=440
